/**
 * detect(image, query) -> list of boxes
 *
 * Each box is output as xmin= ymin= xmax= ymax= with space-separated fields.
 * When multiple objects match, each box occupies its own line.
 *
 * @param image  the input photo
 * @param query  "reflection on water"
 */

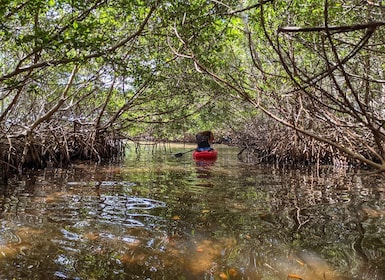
xmin=0 ymin=144 xmax=385 ymax=279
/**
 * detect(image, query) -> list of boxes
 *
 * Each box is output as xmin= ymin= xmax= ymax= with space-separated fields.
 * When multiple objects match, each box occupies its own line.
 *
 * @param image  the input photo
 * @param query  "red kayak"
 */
xmin=192 ymin=149 xmax=218 ymax=161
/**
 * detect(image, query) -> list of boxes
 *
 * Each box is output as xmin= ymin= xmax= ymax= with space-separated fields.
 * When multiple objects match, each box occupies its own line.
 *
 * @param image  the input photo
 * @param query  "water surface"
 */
xmin=0 ymin=143 xmax=384 ymax=279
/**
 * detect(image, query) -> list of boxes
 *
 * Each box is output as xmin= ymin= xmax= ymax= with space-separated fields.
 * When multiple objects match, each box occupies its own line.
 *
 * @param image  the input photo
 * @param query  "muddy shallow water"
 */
xmin=0 ymin=143 xmax=385 ymax=280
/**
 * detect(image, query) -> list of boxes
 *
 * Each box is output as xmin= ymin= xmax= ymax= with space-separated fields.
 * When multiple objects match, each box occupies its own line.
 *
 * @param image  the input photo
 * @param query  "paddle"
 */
xmin=174 ymin=149 xmax=195 ymax=157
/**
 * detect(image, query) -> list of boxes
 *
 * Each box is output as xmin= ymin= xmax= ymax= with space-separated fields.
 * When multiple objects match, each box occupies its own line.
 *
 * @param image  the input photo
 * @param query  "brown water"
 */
xmin=0 ymin=143 xmax=385 ymax=280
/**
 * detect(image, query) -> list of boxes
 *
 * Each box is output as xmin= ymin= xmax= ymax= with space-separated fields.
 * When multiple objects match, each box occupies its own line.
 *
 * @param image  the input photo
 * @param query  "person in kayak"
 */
xmin=195 ymin=131 xmax=214 ymax=152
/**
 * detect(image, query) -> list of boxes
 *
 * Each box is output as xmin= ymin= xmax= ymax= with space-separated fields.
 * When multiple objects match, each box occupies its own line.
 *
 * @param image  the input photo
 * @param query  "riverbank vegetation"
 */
xmin=1 ymin=0 xmax=385 ymax=178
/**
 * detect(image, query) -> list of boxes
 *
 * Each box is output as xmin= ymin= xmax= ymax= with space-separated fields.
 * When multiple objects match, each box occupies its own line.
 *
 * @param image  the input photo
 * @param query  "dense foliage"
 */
xmin=169 ymin=0 xmax=385 ymax=170
xmin=1 ymin=0 xmax=385 ymax=173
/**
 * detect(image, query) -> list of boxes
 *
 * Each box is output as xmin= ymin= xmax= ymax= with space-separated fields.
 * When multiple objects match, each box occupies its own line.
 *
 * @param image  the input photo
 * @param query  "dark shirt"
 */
xmin=197 ymin=140 xmax=210 ymax=148
xmin=196 ymin=141 xmax=213 ymax=152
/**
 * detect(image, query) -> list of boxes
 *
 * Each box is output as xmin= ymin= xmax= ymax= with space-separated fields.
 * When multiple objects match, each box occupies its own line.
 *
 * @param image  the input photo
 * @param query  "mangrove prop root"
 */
xmin=0 ymin=130 xmax=125 ymax=178
xmin=230 ymin=120 xmax=371 ymax=168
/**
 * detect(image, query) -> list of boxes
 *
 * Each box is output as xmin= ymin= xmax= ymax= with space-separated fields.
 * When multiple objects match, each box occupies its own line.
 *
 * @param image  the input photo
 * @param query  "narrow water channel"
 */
xmin=0 ymin=143 xmax=384 ymax=280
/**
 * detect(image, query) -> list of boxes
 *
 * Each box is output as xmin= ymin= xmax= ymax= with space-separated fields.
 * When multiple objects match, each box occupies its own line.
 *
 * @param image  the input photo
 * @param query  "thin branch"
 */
xmin=278 ymin=22 xmax=385 ymax=33
xmin=221 ymin=0 xmax=274 ymax=16
xmin=29 ymin=64 xmax=79 ymax=131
